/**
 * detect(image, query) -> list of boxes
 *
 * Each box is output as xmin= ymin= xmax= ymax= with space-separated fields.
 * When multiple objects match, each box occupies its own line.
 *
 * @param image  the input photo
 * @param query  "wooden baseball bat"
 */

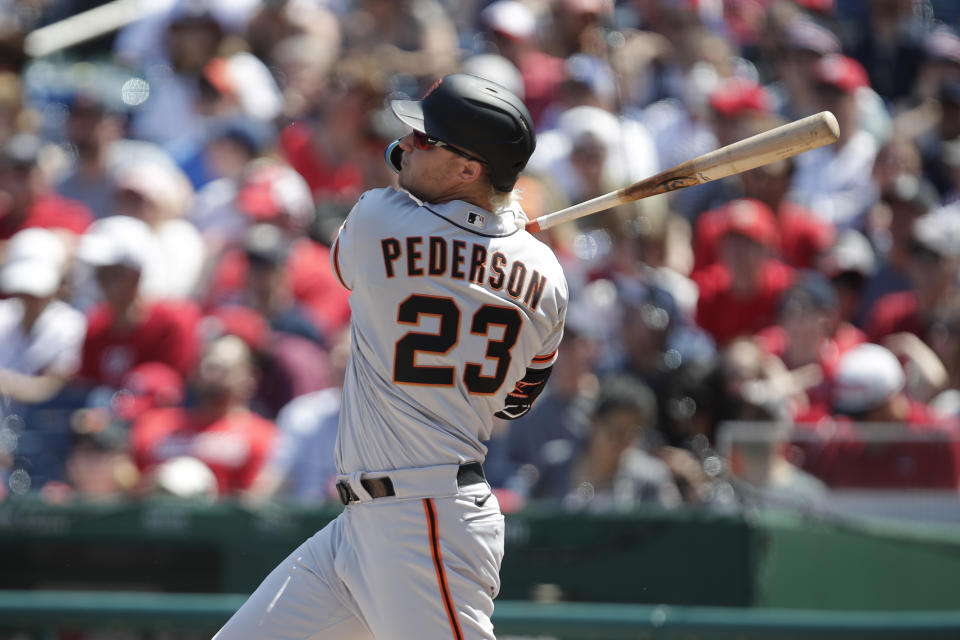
xmin=525 ymin=111 xmax=840 ymax=233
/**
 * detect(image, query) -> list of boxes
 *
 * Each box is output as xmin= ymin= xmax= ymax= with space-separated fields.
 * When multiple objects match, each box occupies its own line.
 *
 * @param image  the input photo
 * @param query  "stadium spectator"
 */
xmin=765 ymin=14 xmax=842 ymax=120
xmin=339 ymin=0 xmax=459 ymax=95
xmin=111 ymin=160 xmax=206 ymax=300
xmin=74 ymin=216 xmax=202 ymax=389
xmin=713 ymin=336 xmax=810 ymax=431
xmin=54 ymin=89 xmax=185 ymax=221
xmin=865 ymin=207 xmax=960 ymax=343
xmin=0 ymin=229 xmax=86 ymax=493
xmin=562 ymin=374 xmax=684 ymax=512
xmin=188 ymin=118 xmax=277 ymax=253
xmin=816 ymin=229 xmax=878 ymax=327
xmin=857 ymin=172 xmax=938 ymax=327
xmin=54 ymin=91 xmax=124 ymax=219
xmin=277 ymin=55 xmax=391 ymax=205
xmin=129 ymin=334 xmax=276 ymax=497
xmin=203 ymin=303 xmax=330 ymax=420
xmin=233 ymin=224 xmax=323 ymax=346
xmin=203 ymin=159 xmax=350 ymax=336
xmin=0 ymin=133 xmax=94 ymax=240
xmin=44 ymin=413 xmax=138 ymax=503
xmin=694 ymin=199 xmax=795 ymax=345
xmin=693 ymin=144 xmax=835 ymax=274
xmin=543 ymin=0 xmax=615 ymax=60
xmin=248 ymin=327 xmax=350 ymax=504
xmin=0 ymin=228 xmax=85 ymax=406
xmin=919 ymin=80 xmax=960 ymax=201
xmin=789 ymin=54 xmax=880 ymax=229
xmin=113 ymin=361 xmax=187 ymax=425
xmin=755 ymin=271 xmax=866 ymax=411
xmin=846 ymin=0 xmax=927 ymax=105
xmin=902 ymin=23 xmax=960 ymax=106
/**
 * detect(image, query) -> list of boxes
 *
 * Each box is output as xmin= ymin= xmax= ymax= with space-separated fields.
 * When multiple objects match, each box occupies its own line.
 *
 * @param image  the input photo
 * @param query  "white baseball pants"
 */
xmin=213 ymin=464 xmax=504 ymax=640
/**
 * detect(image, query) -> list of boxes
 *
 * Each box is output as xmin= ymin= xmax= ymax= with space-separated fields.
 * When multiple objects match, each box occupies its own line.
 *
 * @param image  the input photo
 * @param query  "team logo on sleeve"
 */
xmin=466 ymin=211 xmax=485 ymax=228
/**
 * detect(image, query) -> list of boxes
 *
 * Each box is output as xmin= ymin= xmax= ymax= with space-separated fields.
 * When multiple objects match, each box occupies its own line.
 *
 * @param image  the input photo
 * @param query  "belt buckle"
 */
xmin=335 ymin=481 xmax=357 ymax=505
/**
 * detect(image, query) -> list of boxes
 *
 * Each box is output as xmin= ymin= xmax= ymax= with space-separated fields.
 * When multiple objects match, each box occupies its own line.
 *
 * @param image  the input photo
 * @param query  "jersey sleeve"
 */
xmin=495 ymin=282 xmax=567 ymax=420
xmin=530 ymin=286 xmax=567 ymax=370
xmin=330 ymin=192 xmax=370 ymax=291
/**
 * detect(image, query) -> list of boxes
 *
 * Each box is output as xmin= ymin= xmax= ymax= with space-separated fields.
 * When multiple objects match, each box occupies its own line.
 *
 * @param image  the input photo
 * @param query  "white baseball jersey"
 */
xmin=331 ymin=187 xmax=568 ymax=474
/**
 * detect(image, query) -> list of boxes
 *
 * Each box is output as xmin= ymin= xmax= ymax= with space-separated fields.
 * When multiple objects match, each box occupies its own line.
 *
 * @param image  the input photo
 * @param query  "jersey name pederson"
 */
xmin=380 ymin=236 xmax=547 ymax=312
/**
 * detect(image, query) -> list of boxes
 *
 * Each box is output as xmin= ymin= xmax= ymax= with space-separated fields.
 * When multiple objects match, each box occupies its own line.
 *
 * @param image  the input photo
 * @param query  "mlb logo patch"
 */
xmin=466 ymin=211 xmax=485 ymax=227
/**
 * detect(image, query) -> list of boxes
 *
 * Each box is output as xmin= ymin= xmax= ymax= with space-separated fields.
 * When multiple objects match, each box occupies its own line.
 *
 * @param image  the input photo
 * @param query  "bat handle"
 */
xmin=525 ymin=191 xmax=626 ymax=233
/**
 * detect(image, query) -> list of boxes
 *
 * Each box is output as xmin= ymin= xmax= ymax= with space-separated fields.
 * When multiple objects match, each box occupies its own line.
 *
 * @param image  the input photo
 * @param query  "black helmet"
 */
xmin=389 ymin=73 xmax=536 ymax=192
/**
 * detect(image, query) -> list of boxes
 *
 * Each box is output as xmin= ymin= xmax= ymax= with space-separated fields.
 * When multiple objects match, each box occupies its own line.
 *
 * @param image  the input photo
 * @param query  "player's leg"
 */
xmin=344 ymin=483 xmax=505 ymax=640
xmin=213 ymin=515 xmax=373 ymax=640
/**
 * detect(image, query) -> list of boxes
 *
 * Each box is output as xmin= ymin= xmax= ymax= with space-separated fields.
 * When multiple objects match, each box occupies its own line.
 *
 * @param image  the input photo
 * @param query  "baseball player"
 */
xmin=214 ymin=74 xmax=568 ymax=639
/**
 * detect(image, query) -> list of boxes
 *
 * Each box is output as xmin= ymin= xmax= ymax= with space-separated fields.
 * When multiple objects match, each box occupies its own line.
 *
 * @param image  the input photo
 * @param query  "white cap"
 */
xmin=832 ymin=343 xmax=905 ymax=414
xmin=0 ymin=228 xmax=67 ymax=297
xmin=818 ymin=229 xmax=876 ymax=277
xmin=76 ymin=215 xmax=153 ymax=270
xmin=480 ymin=0 xmax=537 ymax=40
xmin=152 ymin=456 xmax=218 ymax=501
xmin=913 ymin=206 xmax=960 ymax=258
xmin=114 ymin=160 xmax=192 ymax=218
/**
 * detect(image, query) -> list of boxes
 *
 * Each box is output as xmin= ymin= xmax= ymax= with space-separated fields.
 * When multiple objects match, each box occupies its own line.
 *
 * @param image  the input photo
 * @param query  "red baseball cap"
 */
xmin=115 ymin=361 xmax=185 ymax=421
xmin=708 ymin=77 xmax=772 ymax=118
xmin=235 ymin=160 xmax=314 ymax=227
xmin=205 ymin=304 xmax=272 ymax=353
xmin=814 ymin=54 xmax=869 ymax=93
xmin=722 ymin=198 xmax=779 ymax=247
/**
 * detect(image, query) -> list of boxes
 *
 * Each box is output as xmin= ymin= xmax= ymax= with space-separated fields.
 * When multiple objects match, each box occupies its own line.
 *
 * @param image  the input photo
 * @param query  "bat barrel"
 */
xmin=526 ymin=111 xmax=839 ymax=234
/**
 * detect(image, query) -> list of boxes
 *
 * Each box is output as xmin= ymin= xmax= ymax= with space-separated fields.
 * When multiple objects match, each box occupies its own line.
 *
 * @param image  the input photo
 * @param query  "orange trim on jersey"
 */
xmin=423 ymin=498 xmax=465 ymax=640
xmin=331 ymin=237 xmax=351 ymax=291
xmin=531 ymin=350 xmax=557 ymax=364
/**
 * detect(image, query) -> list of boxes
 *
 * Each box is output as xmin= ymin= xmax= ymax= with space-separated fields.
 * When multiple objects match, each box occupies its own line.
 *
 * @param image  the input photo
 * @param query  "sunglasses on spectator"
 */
xmin=411 ymin=131 xmax=484 ymax=163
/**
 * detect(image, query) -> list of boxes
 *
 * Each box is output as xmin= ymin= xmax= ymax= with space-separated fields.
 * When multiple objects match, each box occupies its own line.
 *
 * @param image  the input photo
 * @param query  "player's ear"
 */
xmin=457 ymin=158 xmax=484 ymax=184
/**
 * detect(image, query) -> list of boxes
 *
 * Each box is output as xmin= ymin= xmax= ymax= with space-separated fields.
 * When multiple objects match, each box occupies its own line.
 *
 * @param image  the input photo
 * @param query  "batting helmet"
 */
xmin=387 ymin=73 xmax=536 ymax=192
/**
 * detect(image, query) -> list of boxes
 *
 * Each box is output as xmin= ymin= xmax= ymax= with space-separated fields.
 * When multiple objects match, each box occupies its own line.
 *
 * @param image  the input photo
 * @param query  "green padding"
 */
xmin=2 ymin=592 xmax=960 ymax=639
xmin=498 ymin=506 xmax=754 ymax=605
xmin=757 ymin=511 xmax=960 ymax=610
xmin=2 ymin=498 xmax=960 ymax=611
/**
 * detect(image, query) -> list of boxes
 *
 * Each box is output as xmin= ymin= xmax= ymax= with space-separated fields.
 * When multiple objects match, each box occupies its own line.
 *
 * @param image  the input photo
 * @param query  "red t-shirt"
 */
xmin=279 ymin=122 xmax=365 ymax=201
xmin=692 ymin=201 xmax=833 ymax=275
xmin=794 ymin=404 xmax=960 ymax=490
xmin=0 ymin=193 xmax=94 ymax=240
xmin=80 ymin=300 xmax=202 ymax=388
xmin=694 ymin=260 xmax=795 ymax=346
xmin=130 ymin=407 xmax=276 ymax=495
xmin=865 ymin=290 xmax=923 ymax=343
xmin=205 ymin=240 xmax=351 ymax=334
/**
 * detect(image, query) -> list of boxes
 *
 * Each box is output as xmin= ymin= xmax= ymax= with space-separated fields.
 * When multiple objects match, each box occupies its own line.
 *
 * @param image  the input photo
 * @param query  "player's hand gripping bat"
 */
xmin=525 ymin=111 xmax=840 ymax=233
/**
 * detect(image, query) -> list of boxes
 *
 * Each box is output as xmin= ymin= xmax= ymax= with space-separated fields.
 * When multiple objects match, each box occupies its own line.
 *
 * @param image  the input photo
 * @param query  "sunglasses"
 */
xmin=411 ymin=131 xmax=484 ymax=163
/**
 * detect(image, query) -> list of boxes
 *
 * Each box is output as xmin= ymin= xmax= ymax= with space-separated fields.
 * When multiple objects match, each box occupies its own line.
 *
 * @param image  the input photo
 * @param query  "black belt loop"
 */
xmin=336 ymin=462 xmax=486 ymax=505
xmin=457 ymin=461 xmax=485 ymax=486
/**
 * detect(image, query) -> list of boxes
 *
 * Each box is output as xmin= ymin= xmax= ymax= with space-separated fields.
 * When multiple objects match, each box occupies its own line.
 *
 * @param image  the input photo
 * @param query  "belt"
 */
xmin=336 ymin=462 xmax=485 ymax=505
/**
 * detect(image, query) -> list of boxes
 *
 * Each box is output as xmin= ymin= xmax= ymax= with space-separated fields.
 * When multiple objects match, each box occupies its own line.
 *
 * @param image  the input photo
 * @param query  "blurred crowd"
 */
xmin=0 ymin=0 xmax=960 ymax=516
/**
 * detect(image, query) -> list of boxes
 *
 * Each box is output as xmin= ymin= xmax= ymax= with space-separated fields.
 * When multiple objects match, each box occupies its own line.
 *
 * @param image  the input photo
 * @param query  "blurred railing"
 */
xmin=2 ymin=591 xmax=960 ymax=640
